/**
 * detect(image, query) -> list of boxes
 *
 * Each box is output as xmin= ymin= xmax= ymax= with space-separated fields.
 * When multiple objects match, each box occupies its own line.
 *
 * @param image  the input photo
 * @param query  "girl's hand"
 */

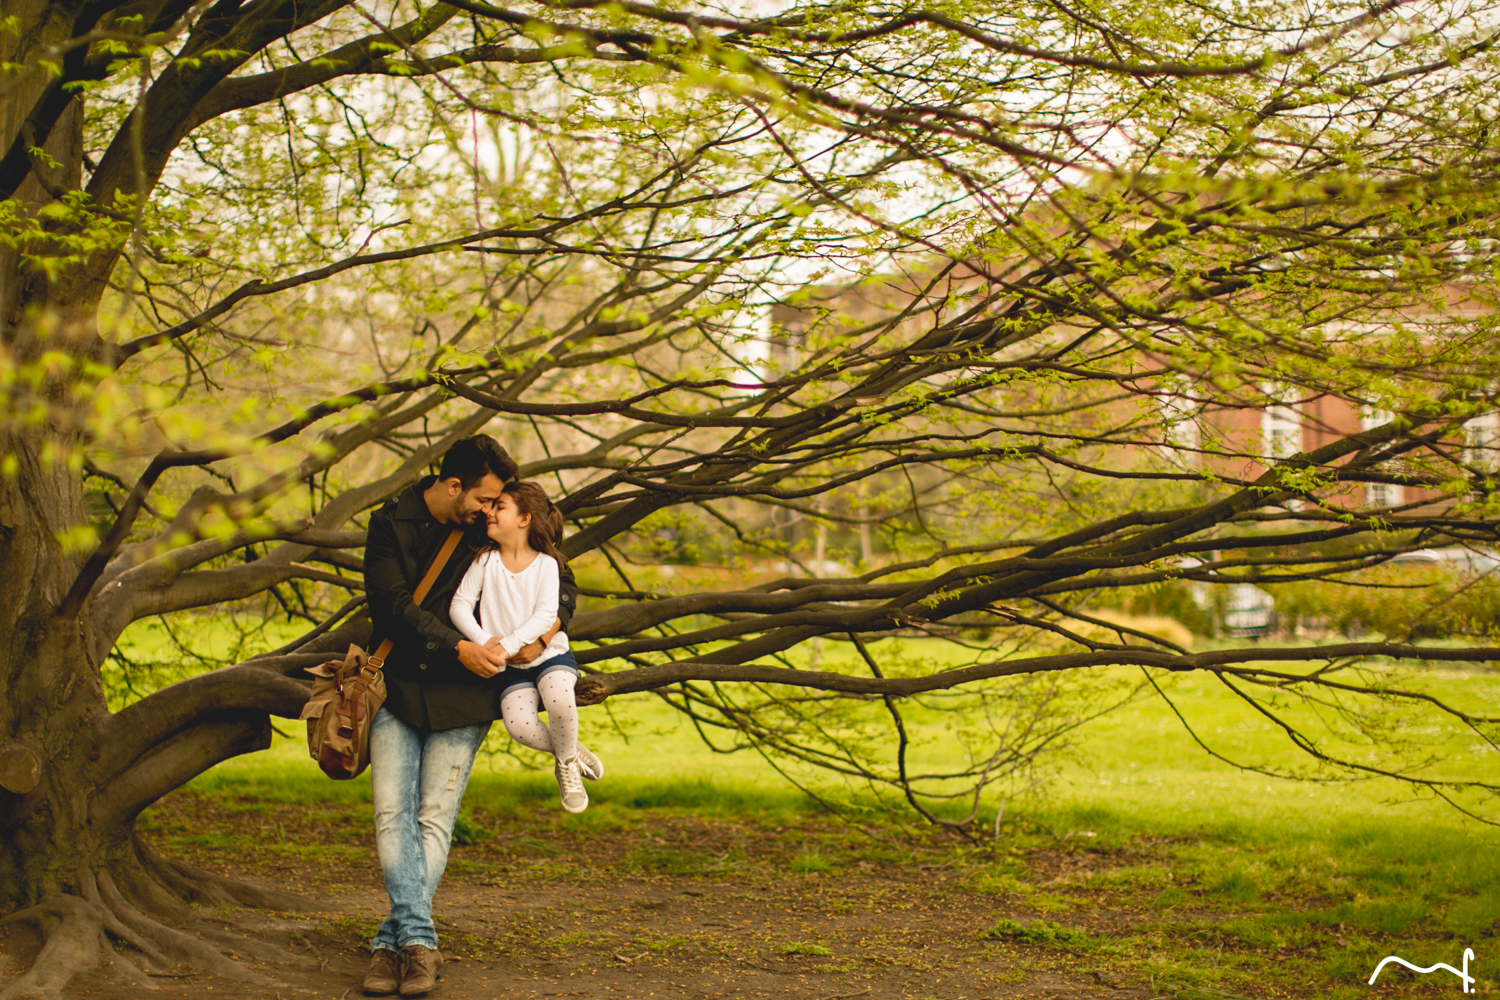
xmin=484 ymin=636 xmax=510 ymax=667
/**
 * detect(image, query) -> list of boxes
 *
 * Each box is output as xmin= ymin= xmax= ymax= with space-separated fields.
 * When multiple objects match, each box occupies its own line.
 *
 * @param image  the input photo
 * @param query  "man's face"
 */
xmin=445 ymin=472 xmax=507 ymax=524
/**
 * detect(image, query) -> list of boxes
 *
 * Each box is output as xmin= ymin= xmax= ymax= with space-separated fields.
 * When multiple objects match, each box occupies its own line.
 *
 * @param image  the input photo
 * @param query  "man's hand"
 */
xmin=509 ymin=618 xmax=562 ymax=664
xmin=457 ymin=640 xmax=506 ymax=679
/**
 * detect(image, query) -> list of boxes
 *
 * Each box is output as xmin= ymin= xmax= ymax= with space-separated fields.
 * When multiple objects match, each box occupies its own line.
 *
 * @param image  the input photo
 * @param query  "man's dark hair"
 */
xmin=438 ymin=435 xmax=519 ymax=490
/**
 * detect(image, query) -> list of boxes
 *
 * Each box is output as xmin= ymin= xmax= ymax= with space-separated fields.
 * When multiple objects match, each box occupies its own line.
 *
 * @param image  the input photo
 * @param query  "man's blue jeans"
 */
xmin=369 ymin=707 xmax=490 ymax=951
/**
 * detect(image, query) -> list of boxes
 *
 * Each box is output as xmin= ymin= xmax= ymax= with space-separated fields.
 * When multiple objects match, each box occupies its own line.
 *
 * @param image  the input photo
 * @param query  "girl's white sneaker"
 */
xmin=576 ymin=743 xmax=604 ymax=781
xmin=555 ymin=756 xmax=589 ymax=813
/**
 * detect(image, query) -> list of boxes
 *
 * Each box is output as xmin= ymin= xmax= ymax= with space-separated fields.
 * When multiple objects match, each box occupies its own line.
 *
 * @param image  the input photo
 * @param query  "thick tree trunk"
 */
xmin=0 ymin=42 xmax=312 ymax=972
xmin=2 ymin=17 xmax=147 ymax=894
xmin=1 ymin=46 xmax=328 ymax=961
xmin=0 ymin=425 xmax=97 ymax=898
xmin=0 ymin=434 xmax=315 ymax=999
xmin=0 ymin=0 xmax=90 ymax=337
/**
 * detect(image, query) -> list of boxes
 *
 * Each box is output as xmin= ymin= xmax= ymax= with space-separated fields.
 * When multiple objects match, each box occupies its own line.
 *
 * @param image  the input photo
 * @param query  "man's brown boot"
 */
xmin=398 ymin=945 xmax=444 ymax=997
xmin=362 ymin=948 xmax=401 ymax=995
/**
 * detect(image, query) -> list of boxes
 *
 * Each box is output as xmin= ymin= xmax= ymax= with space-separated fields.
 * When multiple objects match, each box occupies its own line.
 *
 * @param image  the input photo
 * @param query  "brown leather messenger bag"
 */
xmin=300 ymin=528 xmax=465 ymax=780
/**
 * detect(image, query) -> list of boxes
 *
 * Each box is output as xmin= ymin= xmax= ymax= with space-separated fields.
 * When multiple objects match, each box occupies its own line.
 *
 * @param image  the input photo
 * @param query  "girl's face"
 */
xmin=485 ymin=492 xmax=532 ymax=544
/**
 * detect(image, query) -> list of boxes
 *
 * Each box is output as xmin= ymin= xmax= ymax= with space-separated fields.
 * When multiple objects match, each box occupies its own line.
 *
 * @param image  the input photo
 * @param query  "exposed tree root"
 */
xmin=79 ymin=872 xmax=174 ymax=971
xmin=0 ymin=896 xmax=107 ymax=1000
xmin=0 ymin=857 xmax=317 ymax=1000
xmin=96 ymin=870 xmax=265 ymax=982
xmin=94 ymin=929 xmax=162 ymax=992
xmin=138 ymin=848 xmax=310 ymax=913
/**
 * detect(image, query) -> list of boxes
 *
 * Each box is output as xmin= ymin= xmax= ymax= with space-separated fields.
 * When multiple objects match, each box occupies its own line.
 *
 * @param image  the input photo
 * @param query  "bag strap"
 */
xmin=366 ymin=528 xmax=465 ymax=670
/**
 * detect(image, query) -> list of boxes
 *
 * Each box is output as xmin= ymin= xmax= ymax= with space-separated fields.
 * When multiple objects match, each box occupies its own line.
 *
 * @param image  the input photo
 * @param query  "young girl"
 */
xmin=449 ymin=480 xmax=602 ymax=813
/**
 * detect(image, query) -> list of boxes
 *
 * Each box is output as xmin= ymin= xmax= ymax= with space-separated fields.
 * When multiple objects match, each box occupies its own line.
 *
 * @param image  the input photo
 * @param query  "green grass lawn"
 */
xmin=167 ymin=626 xmax=1500 ymax=856
xmin=129 ymin=622 xmax=1500 ymax=998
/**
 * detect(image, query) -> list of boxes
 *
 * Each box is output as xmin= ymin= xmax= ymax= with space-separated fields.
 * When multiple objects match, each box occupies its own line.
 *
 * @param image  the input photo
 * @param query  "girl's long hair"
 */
xmin=494 ymin=479 xmax=567 ymax=568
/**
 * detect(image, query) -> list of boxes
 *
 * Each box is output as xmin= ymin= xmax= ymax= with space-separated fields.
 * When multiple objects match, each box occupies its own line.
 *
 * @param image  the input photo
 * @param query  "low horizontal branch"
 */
xmin=91 ymin=714 xmax=275 ymax=828
xmin=125 ymin=563 xmax=363 ymax=623
xmin=96 ymin=664 xmax=311 ymax=779
xmin=568 ymin=579 xmax=911 ymax=642
xmin=574 ymin=642 xmax=1500 ymax=703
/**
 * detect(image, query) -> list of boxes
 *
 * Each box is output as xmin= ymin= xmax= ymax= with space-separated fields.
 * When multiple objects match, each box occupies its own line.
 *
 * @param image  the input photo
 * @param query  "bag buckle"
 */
xmin=367 ymin=654 xmax=384 ymax=669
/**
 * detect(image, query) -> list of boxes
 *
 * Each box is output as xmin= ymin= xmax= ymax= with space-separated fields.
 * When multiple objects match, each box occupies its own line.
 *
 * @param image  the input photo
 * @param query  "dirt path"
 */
xmin=0 ymin=793 xmax=1168 ymax=1000
xmin=12 ymin=877 xmax=1139 ymax=1000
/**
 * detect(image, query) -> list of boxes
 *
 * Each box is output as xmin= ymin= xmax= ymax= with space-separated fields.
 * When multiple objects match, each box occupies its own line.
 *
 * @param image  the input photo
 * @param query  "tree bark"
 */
xmin=0 ymin=439 xmax=312 ymax=995
xmin=0 ymin=16 xmax=304 ymax=976
xmin=0 ymin=427 xmax=311 ymax=997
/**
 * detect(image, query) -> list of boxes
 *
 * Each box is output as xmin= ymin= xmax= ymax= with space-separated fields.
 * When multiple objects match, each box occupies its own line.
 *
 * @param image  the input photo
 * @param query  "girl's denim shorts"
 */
xmin=497 ymin=649 xmax=579 ymax=698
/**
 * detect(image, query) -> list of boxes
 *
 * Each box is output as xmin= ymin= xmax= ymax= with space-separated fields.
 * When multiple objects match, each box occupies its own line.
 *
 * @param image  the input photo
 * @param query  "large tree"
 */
xmin=6 ymin=0 xmax=1500 ymax=993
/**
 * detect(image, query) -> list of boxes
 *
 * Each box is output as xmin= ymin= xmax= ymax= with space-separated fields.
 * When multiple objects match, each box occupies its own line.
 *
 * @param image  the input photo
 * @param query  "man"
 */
xmin=360 ymin=435 xmax=578 ymax=997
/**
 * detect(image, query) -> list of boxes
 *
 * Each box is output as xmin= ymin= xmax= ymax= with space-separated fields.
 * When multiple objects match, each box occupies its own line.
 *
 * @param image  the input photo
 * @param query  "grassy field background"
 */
xmin=120 ymin=618 xmax=1500 ymax=998
xmin=186 ymin=632 xmax=1500 ymax=837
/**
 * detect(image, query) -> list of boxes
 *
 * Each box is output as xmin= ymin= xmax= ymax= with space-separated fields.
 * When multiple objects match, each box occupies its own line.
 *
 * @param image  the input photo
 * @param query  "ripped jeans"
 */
xmin=369 ymin=707 xmax=491 ymax=951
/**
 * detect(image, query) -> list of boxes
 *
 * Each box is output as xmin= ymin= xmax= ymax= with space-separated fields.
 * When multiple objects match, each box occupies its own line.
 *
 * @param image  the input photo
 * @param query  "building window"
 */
xmin=1465 ymin=412 xmax=1499 ymax=472
xmin=1365 ymin=482 xmax=1403 ymax=509
xmin=1260 ymin=383 xmax=1301 ymax=462
xmin=1361 ymin=408 xmax=1404 ymax=508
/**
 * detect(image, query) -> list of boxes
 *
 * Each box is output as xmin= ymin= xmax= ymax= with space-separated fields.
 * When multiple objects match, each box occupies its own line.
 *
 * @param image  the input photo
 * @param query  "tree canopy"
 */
xmin=6 ymin=0 xmax=1500 ymax=992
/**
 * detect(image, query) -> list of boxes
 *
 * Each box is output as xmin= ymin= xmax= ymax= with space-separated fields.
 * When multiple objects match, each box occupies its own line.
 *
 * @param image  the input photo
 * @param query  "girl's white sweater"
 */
xmin=449 ymin=549 xmax=570 ymax=661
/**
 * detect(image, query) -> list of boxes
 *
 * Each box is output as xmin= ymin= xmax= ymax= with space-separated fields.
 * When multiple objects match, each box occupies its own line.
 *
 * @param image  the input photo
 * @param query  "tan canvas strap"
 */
xmin=365 ymin=527 xmax=465 ymax=670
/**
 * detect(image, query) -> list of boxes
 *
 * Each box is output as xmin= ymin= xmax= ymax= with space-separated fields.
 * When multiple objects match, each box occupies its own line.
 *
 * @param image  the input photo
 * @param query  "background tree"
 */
xmin=6 ymin=0 xmax=1500 ymax=993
